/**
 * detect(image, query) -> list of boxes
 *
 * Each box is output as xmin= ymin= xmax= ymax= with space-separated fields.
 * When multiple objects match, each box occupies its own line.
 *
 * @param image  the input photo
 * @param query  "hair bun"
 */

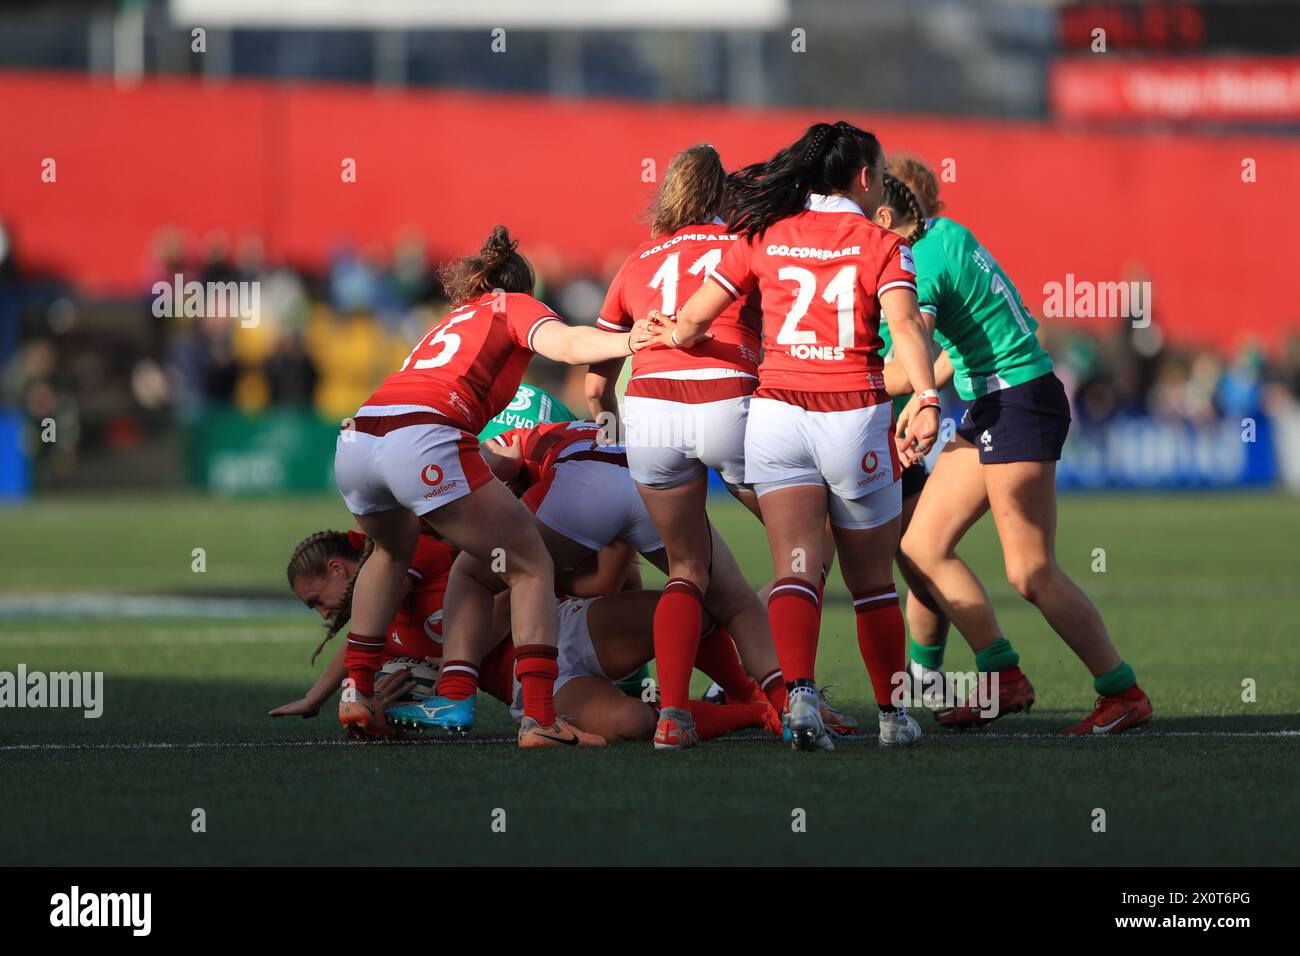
xmin=482 ymin=225 xmax=518 ymax=268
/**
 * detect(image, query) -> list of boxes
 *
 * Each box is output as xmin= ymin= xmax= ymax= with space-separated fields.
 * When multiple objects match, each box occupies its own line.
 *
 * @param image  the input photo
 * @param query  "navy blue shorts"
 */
xmin=955 ymin=372 xmax=1071 ymax=464
xmin=900 ymin=460 xmax=928 ymax=498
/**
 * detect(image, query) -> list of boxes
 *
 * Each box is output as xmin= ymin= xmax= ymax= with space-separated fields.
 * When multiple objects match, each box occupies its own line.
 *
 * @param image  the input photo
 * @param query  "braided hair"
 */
xmin=284 ymin=530 xmax=372 ymax=664
xmin=725 ymin=120 xmax=884 ymax=240
xmin=878 ymin=173 xmax=928 ymax=247
xmin=886 ymin=153 xmax=944 ymax=218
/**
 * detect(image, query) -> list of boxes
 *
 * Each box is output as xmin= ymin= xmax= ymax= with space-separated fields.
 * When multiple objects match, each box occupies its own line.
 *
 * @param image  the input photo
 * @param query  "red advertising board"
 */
xmin=0 ymin=71 xmax=1296 ymax=350
xmin=1052 ymin=56 xmax=1300 ymax=122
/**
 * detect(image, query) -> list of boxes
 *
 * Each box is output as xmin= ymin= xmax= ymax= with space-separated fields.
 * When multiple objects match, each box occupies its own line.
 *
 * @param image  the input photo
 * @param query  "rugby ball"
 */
xmin=377 ymin=657 xmax=439 ymax=701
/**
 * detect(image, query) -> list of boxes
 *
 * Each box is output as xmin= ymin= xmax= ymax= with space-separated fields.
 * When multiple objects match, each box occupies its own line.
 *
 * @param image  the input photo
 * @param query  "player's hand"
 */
xmin=645 ymin=310 xmax=711 ymax=350
xmin=894 ymin=392 xmax=917 ymax=440
xmin=268 ymin=697 xmax=321 ymax=719
xmin=375 ymin=667 xmax=415 ymax=709
xmin=629 ymin=317 xmax=657 ymax=353
xmin=641 ymin=310 xmax=676 ymax=350
xmin=893 ymin=430 xmax=921 ymax=470
xmin=906 ymin=403 xmax=941 ymax=459
xmin=482 ymin=433 xmax=524 ymax=482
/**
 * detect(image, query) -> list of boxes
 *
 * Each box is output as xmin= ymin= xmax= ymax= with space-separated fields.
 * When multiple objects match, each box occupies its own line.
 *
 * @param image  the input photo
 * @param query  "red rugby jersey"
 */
xmin=710 ymin=196 xmax=917 ymax=395
xmin=599 ymin=223 xmax=761 ymax=389
xmin=346 ymin=530 xmax=456 ymax=658
xmin=363 ymin=292 xmax=560 ymax=433
xmin=489 ymin=420 xmax=603 ymax=486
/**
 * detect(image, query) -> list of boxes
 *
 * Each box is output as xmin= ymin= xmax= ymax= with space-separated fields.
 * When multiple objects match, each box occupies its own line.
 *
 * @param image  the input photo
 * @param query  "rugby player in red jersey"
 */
xmin=270 ymin=529 xmax=512 ymax=722
xmin=648 ymin=122 xmax=941 ymax=751
xmin=331 ymin=226 xmax=652 ymax=746
xmin=582 ymin=145 xmax=793 ymax=749
xmin=401 ymin=417 xmax=786 ymax=739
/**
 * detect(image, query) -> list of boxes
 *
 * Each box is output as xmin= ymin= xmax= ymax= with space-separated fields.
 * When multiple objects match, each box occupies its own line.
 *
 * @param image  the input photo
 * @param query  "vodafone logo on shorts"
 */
xmin=858 ymin=450 xmax=887 ymax=489
xmin=419 ymin=462 xmax=458 ymax=499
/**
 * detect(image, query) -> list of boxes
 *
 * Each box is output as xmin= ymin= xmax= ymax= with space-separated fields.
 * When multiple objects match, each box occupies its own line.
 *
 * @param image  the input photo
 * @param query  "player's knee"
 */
xmin=498 ymin=536 xmax=555 ymax=587
xmin=668 ymin=557 xmax=711 ymax=591
xmin=899 ymin=530 xmax=938 ymax=571
xmin=1006 ymin=559 xmax=1055 ymax=604
xmin=613 ymin=702 xmax=657 ymax=742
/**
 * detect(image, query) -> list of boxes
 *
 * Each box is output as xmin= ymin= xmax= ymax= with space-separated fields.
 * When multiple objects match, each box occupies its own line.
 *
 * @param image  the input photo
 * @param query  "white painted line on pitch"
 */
xmin=1 ymin=729 xmax=1296 ymax=753
xmin=0 ymin=627 xmax=311 ymax=646
xmin=0 ymin=738 xmax=517 ymax=752
xmin=973 ymin=729 xmax=1300 ymax=739
xmin=0 ymin=593 xmax=302 ymax=620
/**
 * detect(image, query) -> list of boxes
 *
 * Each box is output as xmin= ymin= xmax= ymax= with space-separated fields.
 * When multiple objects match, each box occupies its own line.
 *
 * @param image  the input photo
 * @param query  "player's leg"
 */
xmin=731 ymin=483 xmax=837 ymax=602
xmin=895 ymin=474 xmax=951 ymax=707
xmin=984 ymin=459 xmax=1151 ymax=734
xmin=555 ymin=676 xmax=657 ymax=743
xmin=898 ymin=438 xmax=1003 ymax=650
xmin=829 ymin=486 xmax=921 ymax=747
xmin=331 ymin=427 xmax=420 ymax=737
xmin=901 ymin=439 xmax=1039 ymax=728
xmin=337 ymin=507 xmax=419 ymax=737
xmin=635 ymin=472 xmax=713 ymax=717
xmin=756 ymin=483 xmax=831 ymax=750
xmin=427 ymin=479 xmax=602 ymax=746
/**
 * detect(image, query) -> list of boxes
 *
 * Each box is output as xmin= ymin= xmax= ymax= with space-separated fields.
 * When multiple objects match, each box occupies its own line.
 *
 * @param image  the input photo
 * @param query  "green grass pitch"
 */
xmin=1 ymin=492 xmax=1297 ymax=865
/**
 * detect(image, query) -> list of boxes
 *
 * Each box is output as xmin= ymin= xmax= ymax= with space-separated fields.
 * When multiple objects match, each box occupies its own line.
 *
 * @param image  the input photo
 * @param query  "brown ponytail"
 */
xmin=649 ymin=145 xmax=727 ymax=237
xmin=437 ymin=225 xmax=535 ymax=306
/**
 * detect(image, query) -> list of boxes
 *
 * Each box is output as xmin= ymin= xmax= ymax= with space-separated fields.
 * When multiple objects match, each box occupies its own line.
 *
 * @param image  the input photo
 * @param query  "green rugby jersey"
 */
xmin=910 ymin=217 xmax=1053 ymax=401
xmin=875 ymin=317 xmax=917 ymax=419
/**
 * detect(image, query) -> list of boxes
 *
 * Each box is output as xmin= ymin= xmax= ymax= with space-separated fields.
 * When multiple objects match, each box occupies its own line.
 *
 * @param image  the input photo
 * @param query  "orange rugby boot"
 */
xmin=338 ymin=690 xmax=393 ymax=739
xmin=653 ymin=706 xmax=701 ymax=750
xmin=936 ymin=667 xmax=1036 ymax=730
xmin=1064 ymin=688 xmax=1153 ymax=736
xmin=518 ymin=715 xmax=606 ymax=748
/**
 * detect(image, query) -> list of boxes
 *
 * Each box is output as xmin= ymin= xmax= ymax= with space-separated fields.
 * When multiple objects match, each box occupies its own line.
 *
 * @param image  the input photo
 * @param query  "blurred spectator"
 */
xmin=264 ymin=332 xmax=320 ymax=406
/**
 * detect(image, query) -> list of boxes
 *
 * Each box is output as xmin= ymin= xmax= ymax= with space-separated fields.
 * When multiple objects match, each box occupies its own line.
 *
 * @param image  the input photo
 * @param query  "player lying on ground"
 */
xmin=332 ymin=225 xmax=653 ymax=747
xmin=647 ymin=121 xmax=940 ymax=752
xmin=388 ymin=587 xmax=783 ymax=743
xmin=399 ymin=418 xmax=791 ymax=744
xmin=584 ymin=144 xmax=854 ymax=747
xmin=271 ymin=528 xmax=511 ymax=721
xmin=877 ymin=156 xmax=1152 ymax=734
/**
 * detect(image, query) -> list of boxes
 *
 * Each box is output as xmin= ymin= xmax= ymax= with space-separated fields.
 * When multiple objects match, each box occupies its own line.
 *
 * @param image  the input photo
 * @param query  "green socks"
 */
xmin=975 ymin=636 xmax=1020 ymax=673
xmin=1094 ymin=661 xmax=1137 ymax=697
xmin=909 ymin=637 xmax=946 ymax=671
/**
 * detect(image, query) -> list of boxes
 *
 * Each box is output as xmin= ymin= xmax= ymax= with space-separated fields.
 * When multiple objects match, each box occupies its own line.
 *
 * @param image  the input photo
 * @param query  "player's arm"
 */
xmin=585 ymin=357 xmax=625 ymax=428
xmin=648 ymin=280 xmax=730 ymax=349
xmin=480 ymin=434 xmax=524 ymax=482
xmin=269 ymin=645 xmax=347 ymax=718
xmin=561 ymin=540 xmax=637 ymax=598
xmin=880 ymin=287 xmax=939 ymax=458
xmin=532 ymin=320 xmax=652 ymax=365
xmin=884 ymin=347 xmax=953 ymax=396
